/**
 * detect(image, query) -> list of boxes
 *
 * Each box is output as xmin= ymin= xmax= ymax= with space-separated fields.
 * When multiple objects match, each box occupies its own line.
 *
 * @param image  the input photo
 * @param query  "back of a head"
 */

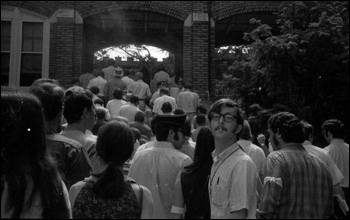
xmin=240 ymin=120 xmax=253 ymax=141
xmin=194 ymin=126 xmax=215 ymax=164
xmin=161 ymin=101 xmax=172 ymax=114
xmin=322 ymin=119 xmax=345 ymax=139
xmin=107 ymin=58 xmax=115 ymax=66
xmin=197 ymin=104 xmax=207 ymax=115
xmin=2 ymin=92 xmax=46 ymax=164
xmin=129 ymin=95 xmax=139 ymax=105
xmin=29 ymin=82 xmax=65 ymax=121
xmin=89 ymin=86 xmax=100 ymax=95
xmin=301 ymin=120 xmax=314 ymax=141
xmin=63 ymin=86 xmax=94 ymax=124
xmin=151 ymin=114 xmax=186 ymax=141
xmin=134 ymin=111 xmax=145 ymax=123
xmin=268 ymin=111 xmax=304 ymax=143
xmin=184 ymin=83 xmax=192 ymax=90
xmin=174 ymin=108 xmax=185 ymax=115
xmin=95 ymin=106 xmax=109 ymax=120
xmin=135 ymin=71 xmax=143 ymax=80
xmin=113 ymin=88 xmax=124 ymax=100
xmin=96 ymin=121 xmax=134 ymax=166
xmin=31 ymin=78 xmax=61 ymax=87
xmin=195 ymin=114 xmax=207 ymax=126
xmin=130 ymin=127 xmax=141 ymax=142
xmin=160 ymin=88 xmax=169 ymax=95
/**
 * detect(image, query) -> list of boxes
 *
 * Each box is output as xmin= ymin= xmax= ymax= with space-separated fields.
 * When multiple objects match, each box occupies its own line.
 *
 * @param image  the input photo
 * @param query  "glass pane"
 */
xmin=1 ymin=53 xmax=10 ymax=86
xmin=22 ymin=22 xmax=43 ymax=52
xmin=20 ymin=54 xmax=42 ymax=86
xmin=1 ymin=21 xmax=11 ymax=51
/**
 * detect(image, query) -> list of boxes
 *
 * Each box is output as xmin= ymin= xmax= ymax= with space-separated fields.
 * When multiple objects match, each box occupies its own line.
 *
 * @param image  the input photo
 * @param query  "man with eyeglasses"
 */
xmin=207 ymin=98 xmax=259 ymax=219
xmin=128 ymin=114 xmax=193 ymax=219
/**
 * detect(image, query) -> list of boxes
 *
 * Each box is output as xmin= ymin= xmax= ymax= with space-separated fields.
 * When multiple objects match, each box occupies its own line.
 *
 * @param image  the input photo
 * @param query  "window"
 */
xmin=1 ymin=7 xmax=49 ymax=88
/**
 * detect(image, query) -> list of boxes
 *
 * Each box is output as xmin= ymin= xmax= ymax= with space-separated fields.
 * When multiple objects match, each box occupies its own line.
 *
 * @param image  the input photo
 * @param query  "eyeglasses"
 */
xmin=211 ymin=113 xmax=237 ymax=122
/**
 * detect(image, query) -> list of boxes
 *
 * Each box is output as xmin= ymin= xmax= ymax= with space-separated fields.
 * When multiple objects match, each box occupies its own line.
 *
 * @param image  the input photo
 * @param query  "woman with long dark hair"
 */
xmin=1 ymin=92 xmax=71 ymax=218
xmin=69 ymin=121 xmax=153 ymax=219
xmin=171 ymin=126 xmax=215 ymax=219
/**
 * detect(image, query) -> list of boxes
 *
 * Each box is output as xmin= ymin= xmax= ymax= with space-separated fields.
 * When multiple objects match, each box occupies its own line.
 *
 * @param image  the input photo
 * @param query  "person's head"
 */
xmin=157 ymin=81 xmax=167 ymax=89
xmin=151 ymin=114 xmax=187 ymax=149
xmin=184 ymin=83 xmax=192 ymax=91
xmin=1 ymin=92 xmax=70 ymax=218
xmin=94 ymin=98 xmax=104 ymax=107
xmin=63 ymin=86 xmax=96 ymax=129
xmin=161 ymin=101 xmax=172 ymax=114
xmin=301 ymin=120 xmax=314 ymax=143
xmin=129 ymin=95 xmax=139 ymax=105
xmin=110 ymin=116 xmax=130 ymax=126
xmin=193 ymin=126 xmax=215 ymax=164
xmin=95 ymin=106 xmax=110 ymax=121
xmin=197 ymin=104 xmax=207 ymax=115
xmin=2 ymin=92 xmax=47 ymax=165
xmin=107 ymin=58 xmax=115 ymax=66
xmin=208 ymin=98 xmax=244 ymax=143
xmin=28 ymin=82 xmax=65 ymax=122
xmin=267 ymin=111 xmax=304 ymax=151
xmin=321 ymin=119 xmax=345 ymax=143
xmin=93 ymin=121 xmax=134 ymax=199
xmin=113 ymin=88 xmax=123 ymax=100
xmin=195 ymin=114 xmax=207 ymax=127
xmin=174 ymin=108 xmax=185 ymax=115
xmin=159 ymin=88 xmax=169 ymax=96
xmin=31 ymin=78 xmax=61 ymax=87
xmin=89 ymin=86 xmax=100 ymax=95
xmin=130 ymin=127 xmax=141 ymax=143
xmin=138 ymin=99 xmax=148 ymax=111
xmin=135 ymin=71 xmax=143 ymax=80
xmin=240 ymin=120 xmax=253 ymax=141
xmin=134 ymin=111 xmax=145 ymax=123
xmin=113 ymin=66 xmax=124 ymax=78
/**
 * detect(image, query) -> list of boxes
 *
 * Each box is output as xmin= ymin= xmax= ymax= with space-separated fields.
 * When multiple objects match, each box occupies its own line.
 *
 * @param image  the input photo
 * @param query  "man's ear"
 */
xmin=235 ymin=124 xmax=243 ymax=135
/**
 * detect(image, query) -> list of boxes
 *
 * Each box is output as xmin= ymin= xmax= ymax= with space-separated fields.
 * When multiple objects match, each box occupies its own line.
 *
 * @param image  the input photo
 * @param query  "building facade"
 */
xmin=1 ymin=1 xmax=280 ymax=98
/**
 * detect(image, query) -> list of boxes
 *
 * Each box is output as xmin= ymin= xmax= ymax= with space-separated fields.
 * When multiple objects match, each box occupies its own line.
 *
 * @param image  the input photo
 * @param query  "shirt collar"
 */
xmin=153 ymin=141 xmax=175 ymax=149
xmin=331 ymin=138 xmax=345 ymax=144
xmin=212 ymin=142 xmax=240 ymax=163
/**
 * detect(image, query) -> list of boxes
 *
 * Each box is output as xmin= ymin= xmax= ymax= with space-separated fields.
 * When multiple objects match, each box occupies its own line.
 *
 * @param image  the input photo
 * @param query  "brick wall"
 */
xmin=2 ymin=1 xmax=280 ymax=95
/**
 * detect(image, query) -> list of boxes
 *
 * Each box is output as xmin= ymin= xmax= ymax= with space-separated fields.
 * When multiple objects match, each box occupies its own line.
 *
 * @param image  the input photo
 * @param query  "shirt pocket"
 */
xmin=211 ymin=177 xmax=228 ymax=207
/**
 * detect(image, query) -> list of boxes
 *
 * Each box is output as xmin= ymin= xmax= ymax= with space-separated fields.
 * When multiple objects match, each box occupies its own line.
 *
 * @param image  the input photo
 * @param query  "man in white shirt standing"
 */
xmin=87 ymin=70 xmax=107 ymax=104
xmin=119 ymin=95 xmax=141 ymax=123
xmin=177 ymin=84 xmax=199 ymax=122
xmin=106 ymin=88 xmax=127 ymax=119
xmin=121 ymin=69 xmax=135 ymax=92
xmin=322 ymin=119 xmax=349 ymax=211
xmin=102 ymin=58 xmax=116 ymax=82
xmin=129 ymin=72 xmax=151 ymax=101
xmin=208 ymin=98 xmax=258 ymax=219
xmin=128 ymin=114 xmax=192 ymax=219
xmin=153 ymin=88 xmax=177 ymax=116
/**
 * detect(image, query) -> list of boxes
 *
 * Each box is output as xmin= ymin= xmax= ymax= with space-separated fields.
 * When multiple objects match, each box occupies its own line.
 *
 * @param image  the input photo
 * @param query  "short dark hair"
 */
xmin=129 ymin=95 xmax=139 ymax=104
xmin=268 ymin=112 xmax=304 ymax=143
xmin=113 ymin=88 xmax=123 ymax=100
xmin=174 ymin=108 xmax=185 ymax=115
xmin=134 ymin=111 xmax=145 ymax=123
xmin=196 ymin=104 xmax=207 ymax=115
xmin=89 ymin=86 xmax=100 ymax=95
xmin=29 ymin=82 xmax=65 ymax=121
xmin=63 ymin=86 xmax=94 ymax=124
xmin=95 ymin=106 xmax=109 ymax=120
xmin=322 ymin=119 xmax=345 ymax=139
xmin=240 ymin=120 xmax=253 ymax=140
xmin=160 ymin=88 xmax=169 ymax=95
xmin=301 ymin=120 xmax=313 ymax=141
xmin=195 ymin=115 xmax=206 ymax=126
xmin=161 ymin=102 xmax=172 ymax=114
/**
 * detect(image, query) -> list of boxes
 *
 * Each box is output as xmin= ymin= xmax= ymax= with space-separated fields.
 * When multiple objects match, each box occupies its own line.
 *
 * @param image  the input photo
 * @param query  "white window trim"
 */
xmin=1 ymin=6 xmax=50 ymax=89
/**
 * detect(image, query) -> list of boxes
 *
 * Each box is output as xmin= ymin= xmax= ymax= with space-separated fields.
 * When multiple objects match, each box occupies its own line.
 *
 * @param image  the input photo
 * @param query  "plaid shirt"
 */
xmin=258 ymin=143 xmax=333 ymax=219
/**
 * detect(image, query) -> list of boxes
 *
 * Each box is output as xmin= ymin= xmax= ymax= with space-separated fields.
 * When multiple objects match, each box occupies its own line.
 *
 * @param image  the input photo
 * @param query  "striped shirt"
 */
xmin=258 ymin=143 xmax=333 ymax=219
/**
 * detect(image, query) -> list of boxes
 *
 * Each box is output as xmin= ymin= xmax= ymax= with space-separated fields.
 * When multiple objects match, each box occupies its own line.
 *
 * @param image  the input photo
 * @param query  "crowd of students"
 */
xmin=1 ymin=62 xmax=349 ymax=219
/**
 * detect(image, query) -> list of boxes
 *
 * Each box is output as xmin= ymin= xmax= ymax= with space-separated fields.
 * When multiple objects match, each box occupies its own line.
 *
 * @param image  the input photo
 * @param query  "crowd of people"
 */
xmin=1 ymin=60 xmax=349 ymax=219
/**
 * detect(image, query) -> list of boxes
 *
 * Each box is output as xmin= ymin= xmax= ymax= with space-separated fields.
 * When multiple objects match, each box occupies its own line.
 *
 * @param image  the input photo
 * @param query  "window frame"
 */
xmin=1 ymin=6 xmax=50 ymax=89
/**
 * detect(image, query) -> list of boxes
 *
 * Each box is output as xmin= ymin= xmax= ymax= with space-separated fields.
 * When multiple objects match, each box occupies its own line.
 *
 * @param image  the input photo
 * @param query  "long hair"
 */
xmin=93 ymin=121 xmax=134 ymax=199
xmin=1 ymin=92 xmax=70 ymax=218
xmin=182 ymin=127 xmax=215 ymax=176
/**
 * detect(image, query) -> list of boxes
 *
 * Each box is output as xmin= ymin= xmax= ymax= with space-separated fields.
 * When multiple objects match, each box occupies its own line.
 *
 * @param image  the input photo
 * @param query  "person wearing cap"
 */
xmin=103 ymin=66 xmax=127 ymax=102
xmin=128 ymin=114 xmax=193 ymax=219
xmin=129 ymin=71 xmax=152 ymax=101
